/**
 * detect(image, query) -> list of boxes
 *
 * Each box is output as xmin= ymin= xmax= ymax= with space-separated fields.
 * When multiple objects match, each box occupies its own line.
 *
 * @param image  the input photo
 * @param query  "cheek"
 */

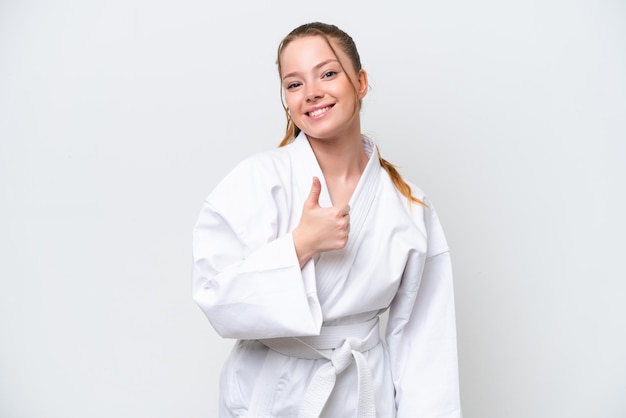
xmin=332 ymin=83 xmax=355 ymax=102
xmin=284 ymin=95 xmax=301 ymax=115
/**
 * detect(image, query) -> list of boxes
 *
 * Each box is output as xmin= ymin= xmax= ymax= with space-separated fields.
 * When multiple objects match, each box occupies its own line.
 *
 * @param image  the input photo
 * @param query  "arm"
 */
xmin=192 ymin=201 xmax=323 ymax=340
xmin=192 ymin=158 xmax=323 ymax=340
xmin=386 ymin=204 xmax=462 ymax=417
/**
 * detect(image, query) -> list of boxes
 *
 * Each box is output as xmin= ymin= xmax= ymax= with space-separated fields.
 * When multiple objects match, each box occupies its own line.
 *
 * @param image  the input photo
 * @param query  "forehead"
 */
xmin=279 ymin=35 xmax=351 ymax=74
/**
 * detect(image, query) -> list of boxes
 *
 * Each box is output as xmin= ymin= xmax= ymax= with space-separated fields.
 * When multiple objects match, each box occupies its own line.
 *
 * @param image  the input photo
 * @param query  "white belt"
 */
xmin=259 ymin=317 xmax=379 ymax=418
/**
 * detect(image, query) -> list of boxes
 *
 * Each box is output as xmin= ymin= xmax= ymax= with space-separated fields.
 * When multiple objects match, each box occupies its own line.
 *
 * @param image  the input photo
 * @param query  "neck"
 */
xmin=307 ymin=132 xmax=368 ymax=180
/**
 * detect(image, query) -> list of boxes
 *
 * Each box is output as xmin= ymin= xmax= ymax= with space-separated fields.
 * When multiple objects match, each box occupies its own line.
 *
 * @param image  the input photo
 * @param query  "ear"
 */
xmin=357 ymin=69 xmax=369 ymax=99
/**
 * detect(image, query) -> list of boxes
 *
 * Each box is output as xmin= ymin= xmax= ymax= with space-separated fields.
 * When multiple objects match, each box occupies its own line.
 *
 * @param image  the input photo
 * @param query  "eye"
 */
xmin=286 ymin=81 xmax=302 ymax=90
xmin=322 ymin=70 xmax=337 ymax=79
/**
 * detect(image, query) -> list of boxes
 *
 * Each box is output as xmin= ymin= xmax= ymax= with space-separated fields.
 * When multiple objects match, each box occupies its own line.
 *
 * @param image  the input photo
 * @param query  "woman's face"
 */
xmin=279 ymin=35 xmax=368 ymax=142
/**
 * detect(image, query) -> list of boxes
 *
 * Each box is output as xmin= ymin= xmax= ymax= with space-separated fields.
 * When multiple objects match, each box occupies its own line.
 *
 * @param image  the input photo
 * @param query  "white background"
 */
xmin=1 ymin=1 xmax=625 ymax=417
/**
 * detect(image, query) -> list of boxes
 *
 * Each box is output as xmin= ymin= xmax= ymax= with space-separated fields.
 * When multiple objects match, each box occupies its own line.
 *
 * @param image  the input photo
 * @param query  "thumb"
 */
xmin=305 ymin=176 xmax=322 ymax=208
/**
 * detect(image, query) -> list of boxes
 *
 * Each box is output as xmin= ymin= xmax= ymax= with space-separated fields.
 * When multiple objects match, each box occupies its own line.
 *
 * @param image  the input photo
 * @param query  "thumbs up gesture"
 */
xmin=293 ymin=177 xmax=351 ymax=267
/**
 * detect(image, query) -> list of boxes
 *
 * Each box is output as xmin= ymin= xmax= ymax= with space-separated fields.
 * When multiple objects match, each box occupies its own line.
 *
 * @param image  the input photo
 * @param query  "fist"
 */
xmin=293 ymin=177 xmax=350 ymax=266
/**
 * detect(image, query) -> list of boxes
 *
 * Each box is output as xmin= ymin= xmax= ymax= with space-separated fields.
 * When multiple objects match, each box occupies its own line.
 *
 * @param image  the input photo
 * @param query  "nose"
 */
xmin=305 ymin=82 xmax=323 ymax=102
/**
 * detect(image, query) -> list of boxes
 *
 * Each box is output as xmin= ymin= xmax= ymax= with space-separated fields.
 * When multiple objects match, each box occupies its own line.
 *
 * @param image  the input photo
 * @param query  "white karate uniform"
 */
xmin=192 ymin=132 xmax=462 ymax=417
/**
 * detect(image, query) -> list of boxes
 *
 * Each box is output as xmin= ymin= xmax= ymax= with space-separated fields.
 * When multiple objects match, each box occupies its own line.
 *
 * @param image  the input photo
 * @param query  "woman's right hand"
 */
xmin=292 ymin=177 xmax=350 ymax=267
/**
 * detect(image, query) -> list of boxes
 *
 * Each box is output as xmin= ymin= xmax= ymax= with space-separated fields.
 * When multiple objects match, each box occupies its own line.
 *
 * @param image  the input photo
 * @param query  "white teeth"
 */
xmin=309 ymin=106 xmax=331 ymax=117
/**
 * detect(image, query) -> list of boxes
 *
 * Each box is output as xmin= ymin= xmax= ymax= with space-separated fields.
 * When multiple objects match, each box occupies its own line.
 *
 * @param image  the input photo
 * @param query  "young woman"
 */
xmin=192 ymin=22 xmax=462 ymax=417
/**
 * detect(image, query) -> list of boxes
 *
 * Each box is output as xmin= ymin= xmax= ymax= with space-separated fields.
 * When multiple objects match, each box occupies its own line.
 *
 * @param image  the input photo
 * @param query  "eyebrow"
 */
xmin=281 ymin=59 xmax=339 ymax=81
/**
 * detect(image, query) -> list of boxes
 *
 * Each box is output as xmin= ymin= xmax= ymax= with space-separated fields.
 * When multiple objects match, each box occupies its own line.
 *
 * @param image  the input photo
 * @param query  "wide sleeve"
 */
xmin=385 ymin=202 xmax=462 ymax=417
xmin=192 ymin=159 xmax=323 ymax=340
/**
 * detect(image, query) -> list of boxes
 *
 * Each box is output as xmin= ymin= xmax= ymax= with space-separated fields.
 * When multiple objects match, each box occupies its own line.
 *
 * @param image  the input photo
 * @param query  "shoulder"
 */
xmin=201 ymin=145 xmax=295 ymax=242
xmin=398 ymin=179 xmax=450 ymax=257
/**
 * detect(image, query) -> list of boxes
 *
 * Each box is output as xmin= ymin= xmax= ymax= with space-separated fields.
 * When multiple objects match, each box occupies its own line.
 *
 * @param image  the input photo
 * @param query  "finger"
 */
xmin=305 ymin=176 xmax=322 ymax=208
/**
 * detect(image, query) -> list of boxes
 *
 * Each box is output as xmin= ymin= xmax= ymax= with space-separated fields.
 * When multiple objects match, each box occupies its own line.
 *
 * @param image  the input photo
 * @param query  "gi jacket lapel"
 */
xmin=288 ymin=133 xmax=382 ymax=302
xmin=288 ymin=132 xmax=332 ymax=208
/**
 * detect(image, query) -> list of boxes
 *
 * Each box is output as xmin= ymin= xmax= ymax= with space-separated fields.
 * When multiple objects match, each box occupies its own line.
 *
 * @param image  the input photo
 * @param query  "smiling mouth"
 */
xmin=306 ymin=105 xmax=333 ymax=117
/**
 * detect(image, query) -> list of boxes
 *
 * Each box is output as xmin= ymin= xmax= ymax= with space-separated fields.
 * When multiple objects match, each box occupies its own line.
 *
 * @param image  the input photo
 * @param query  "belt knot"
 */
xmin=331 ymin=337 xmax=363 ymax=375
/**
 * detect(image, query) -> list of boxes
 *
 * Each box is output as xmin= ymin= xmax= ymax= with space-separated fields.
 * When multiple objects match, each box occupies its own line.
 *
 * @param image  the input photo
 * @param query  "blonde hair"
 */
xmin=277 ymin=22 xmax=425 ymax=206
